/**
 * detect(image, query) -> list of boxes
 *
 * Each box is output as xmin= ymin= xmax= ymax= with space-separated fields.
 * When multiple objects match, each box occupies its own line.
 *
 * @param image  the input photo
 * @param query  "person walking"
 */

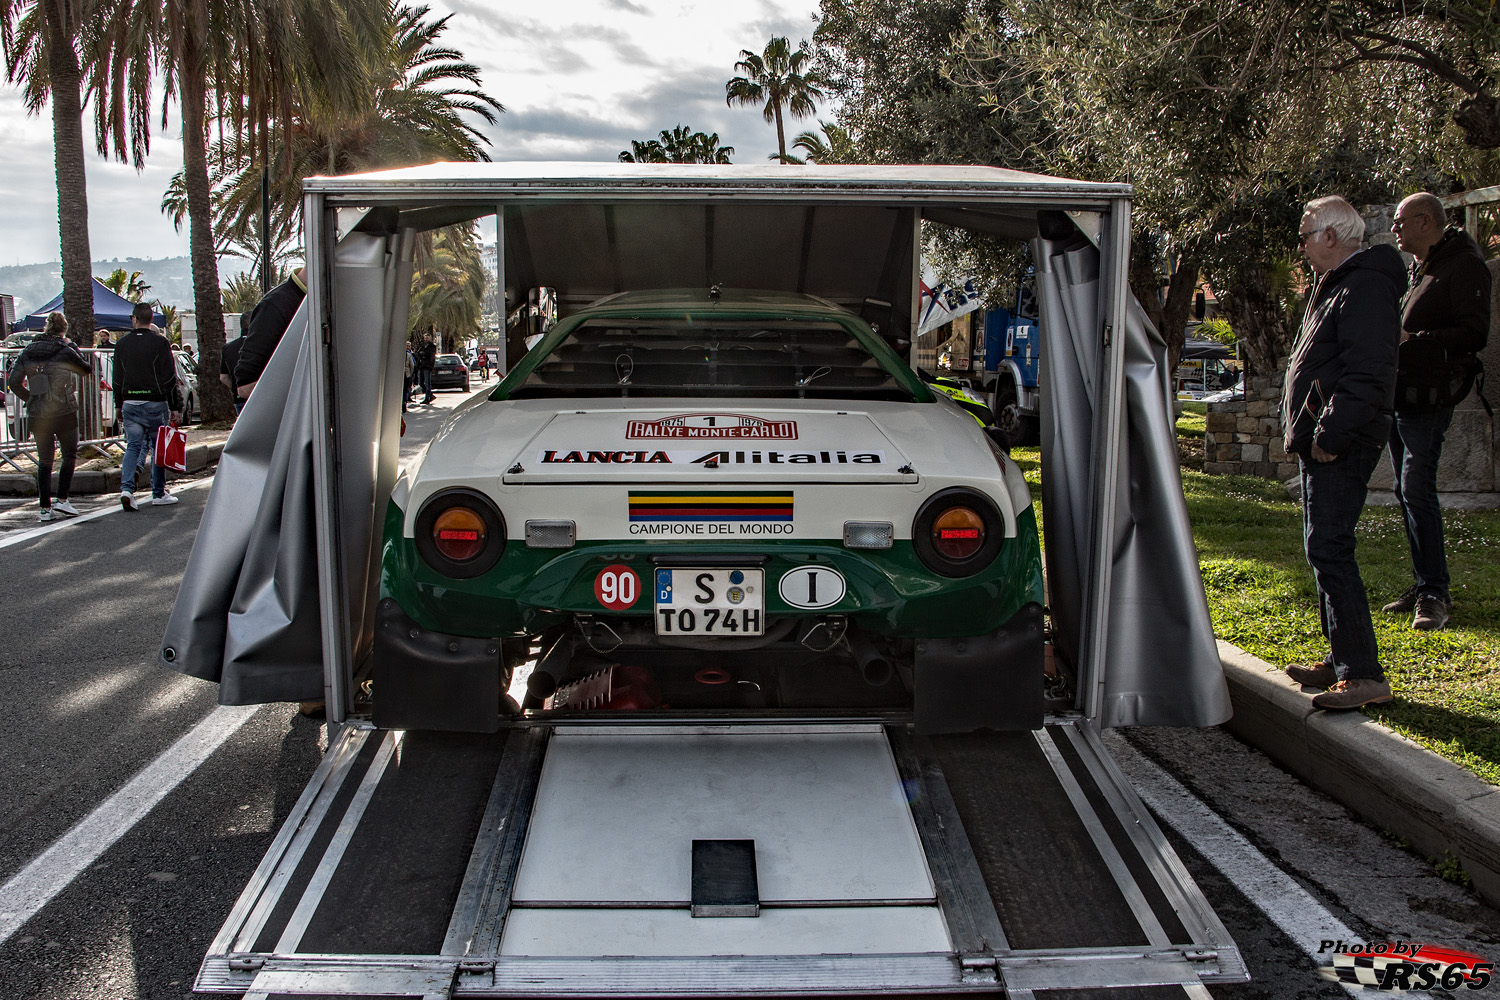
xmin=114 ymin=302 xmax=184 ymax=511
xmin=1379 ymin=193 xmax=1492 ymax=631
xmin=5 ymin=312 xmax=91 ymax=521
xmin=1280 ymin=195 xmax=1406 ymax=710
xmin=402 ymin=340 xmax=415 ymax=412
xmin=415 ymin=332 xmax=438 ymax=404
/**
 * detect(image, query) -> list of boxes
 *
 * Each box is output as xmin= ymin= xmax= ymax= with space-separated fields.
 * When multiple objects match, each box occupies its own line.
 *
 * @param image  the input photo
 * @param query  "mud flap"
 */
xmin=914 ymin=601 xmax=1044 ymax=734
xmin=372 ymin=598 xmax=502 ymax=732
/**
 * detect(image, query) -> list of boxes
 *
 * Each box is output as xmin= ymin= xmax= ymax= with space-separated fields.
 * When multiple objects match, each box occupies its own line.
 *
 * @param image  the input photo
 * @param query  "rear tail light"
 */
xmin=932 ymin=507 xmax=984 ymax=559
xmin=913 ymin=489 xmax=1003 ymax=577
xmin=414 ymin=489 xmax=505 ymax=578
xmin=434 ymin=507 xmax=486 ymax=560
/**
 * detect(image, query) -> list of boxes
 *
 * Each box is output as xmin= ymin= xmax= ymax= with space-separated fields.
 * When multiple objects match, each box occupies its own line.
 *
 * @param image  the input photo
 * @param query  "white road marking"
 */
xmin=0 ymin=703 xmax=259 ymax=946
xmin=0 ymin=476 xmax=213 ymax=551
xmin=1105 ymin=735 xmax=1365 ymax=997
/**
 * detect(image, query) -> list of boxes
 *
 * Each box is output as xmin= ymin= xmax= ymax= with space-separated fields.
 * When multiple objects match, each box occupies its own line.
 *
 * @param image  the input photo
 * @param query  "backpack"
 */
xmin=24 ymin=360 xmax=79 ymax=419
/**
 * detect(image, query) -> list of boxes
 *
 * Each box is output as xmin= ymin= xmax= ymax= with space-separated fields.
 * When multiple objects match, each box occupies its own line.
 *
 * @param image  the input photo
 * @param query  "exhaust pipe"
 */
xmin=523 ymin=632 xmax=575 ymax=709
xmin=850 ymin=634 xmax=895 ymax=687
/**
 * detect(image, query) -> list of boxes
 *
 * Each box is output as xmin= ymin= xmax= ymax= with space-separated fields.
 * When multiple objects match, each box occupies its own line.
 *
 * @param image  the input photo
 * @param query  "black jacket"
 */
xmin=415 ymin=341 xmax=437 ymax=370
xmin=1395 ymin=228 xmax=1492 ymax=412
xmin=1282 ymin=244 xmax=1406 ymax=458
xmin=112 ymin=327 xmax=184 ymax=411
xmin=220 ymin=336 xmax=245 ymax=396
xmin=6 ymin=335 xmax=91 ymax=418
xmin=234 ymin=275 xmax=306 ymax=389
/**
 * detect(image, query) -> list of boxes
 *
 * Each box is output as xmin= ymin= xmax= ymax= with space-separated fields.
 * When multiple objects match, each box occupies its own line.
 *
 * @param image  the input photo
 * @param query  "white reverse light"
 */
xmin=843 ymin=521 xmax=893 ymax=550
xmin=525 ymin=520 xmax=576 ymax=548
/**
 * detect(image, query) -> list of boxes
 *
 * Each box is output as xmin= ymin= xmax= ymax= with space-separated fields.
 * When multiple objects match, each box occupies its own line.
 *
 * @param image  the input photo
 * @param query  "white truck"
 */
xmin=161 ymin=164 xmax=1241 ymax=998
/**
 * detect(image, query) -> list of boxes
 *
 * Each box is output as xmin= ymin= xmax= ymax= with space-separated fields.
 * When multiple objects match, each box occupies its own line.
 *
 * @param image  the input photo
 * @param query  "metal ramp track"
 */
xmin=198 ymin=719 xmax=1246 ymax=998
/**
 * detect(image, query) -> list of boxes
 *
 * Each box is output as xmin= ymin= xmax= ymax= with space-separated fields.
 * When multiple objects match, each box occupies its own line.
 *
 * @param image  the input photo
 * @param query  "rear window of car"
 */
xmin=509 ymin=319 xmax=913 ymax=400
xmin=437 ymin=354 xmax=462 ymax=364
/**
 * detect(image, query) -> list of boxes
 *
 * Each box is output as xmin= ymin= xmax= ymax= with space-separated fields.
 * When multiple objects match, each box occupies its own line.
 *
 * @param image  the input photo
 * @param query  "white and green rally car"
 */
xmin=375 ymin=288 xmax=1044 ymax=733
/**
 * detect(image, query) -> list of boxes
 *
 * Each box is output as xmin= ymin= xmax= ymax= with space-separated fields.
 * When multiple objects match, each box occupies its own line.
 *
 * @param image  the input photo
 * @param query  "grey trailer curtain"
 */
xmin=158 ymin=231 xmax=410 ymax=708
xmin=158 ymin=308 xmax=324 ymax=703
xmin=1036 ymin=233 xmax=1231 ymax=727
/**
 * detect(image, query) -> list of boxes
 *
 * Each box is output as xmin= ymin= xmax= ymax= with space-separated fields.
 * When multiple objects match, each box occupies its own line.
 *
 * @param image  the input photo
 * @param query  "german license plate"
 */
xmin=654 ymin=568 xmax=764 ymax=636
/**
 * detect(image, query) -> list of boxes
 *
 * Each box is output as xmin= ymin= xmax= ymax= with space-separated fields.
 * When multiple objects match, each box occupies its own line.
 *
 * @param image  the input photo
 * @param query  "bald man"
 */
xmin=1381 ymin=193 xmax=1491 ymax=631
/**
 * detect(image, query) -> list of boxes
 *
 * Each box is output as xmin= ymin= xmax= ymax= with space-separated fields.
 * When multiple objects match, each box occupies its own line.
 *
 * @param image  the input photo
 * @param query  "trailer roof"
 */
xmin=302 ymin=161 xmax=1133 ymax=204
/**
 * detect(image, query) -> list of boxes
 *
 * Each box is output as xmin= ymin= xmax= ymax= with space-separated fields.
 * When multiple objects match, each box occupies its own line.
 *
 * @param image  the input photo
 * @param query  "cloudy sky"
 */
xmin=0 ymin=0 xmax=824 ymax=268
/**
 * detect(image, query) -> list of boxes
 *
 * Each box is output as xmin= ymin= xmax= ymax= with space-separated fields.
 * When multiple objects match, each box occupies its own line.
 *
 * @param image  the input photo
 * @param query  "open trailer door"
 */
xmin=164 ymin=164 xmax=1241 ymax=996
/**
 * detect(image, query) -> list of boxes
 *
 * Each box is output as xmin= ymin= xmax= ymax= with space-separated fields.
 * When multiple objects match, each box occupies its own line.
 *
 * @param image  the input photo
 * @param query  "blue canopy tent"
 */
xmin=13 ymin=277 xmax=166 ymax=332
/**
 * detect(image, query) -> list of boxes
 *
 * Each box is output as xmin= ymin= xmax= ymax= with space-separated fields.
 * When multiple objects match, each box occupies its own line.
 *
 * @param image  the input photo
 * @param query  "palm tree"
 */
xmin=790 ymin=120 xmax=850 ymax=164
xmin=221 ymin=270 xmax=269 ymax=315
xmin=102 ymin=267 xmax=151 ymax=301
xmin=619 ymin=125 xmax=734 ymax=163
xmin=1 ymin=0 xmax=100 ymax=342
xmin=409 ymin=225 xmax=484 ymax=354
xmin=725 ymin=36 xmax=827 ymax=164
xmin=87 ymin=0 xmax=387 ymax=422
xmin=177 ymin=3 xmax=502 ymax=270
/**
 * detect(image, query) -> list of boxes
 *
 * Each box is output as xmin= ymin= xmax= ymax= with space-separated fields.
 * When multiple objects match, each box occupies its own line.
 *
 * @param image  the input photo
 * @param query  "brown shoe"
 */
xmin=1311 ymin=678 xmax=1393 ymax=710
xmin=1285 ymin=662 xmax=1337 ymax=689
xmin=1381 ymin=584 xmax=1418 ymax=614
xmin=1412 ymin=595 xmax=1450 ymax=631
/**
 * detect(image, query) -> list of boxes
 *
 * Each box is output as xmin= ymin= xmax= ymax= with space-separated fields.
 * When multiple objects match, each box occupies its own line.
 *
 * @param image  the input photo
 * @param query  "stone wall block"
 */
xmin=1205 ymin=411 xmax=1238 ymax=433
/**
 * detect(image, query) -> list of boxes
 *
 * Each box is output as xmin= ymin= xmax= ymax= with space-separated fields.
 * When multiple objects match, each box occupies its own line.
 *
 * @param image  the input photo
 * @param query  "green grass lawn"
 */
xmin=1009 ymin=447 xmax=1500 ymax=787
xmin=1176 ymin=400 xmax=1206 ymax=439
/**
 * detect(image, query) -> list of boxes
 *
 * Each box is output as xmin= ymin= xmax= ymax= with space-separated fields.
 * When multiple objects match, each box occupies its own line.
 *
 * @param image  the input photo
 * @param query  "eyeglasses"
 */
xmin=1392 ymin=216 xmax=1418 ymax=232
xmin=1296 ymin=228 xmax=1325 ymax=248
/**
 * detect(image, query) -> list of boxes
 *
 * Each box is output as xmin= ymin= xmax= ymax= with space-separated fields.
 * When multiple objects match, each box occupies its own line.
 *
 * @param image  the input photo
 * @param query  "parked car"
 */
xmin=429 ymin=353 xmax=470 ymax=392
xmin=175 ymin=351 xmax=200 ymax=423
xmin=1199 ymin=383 xmax=1245 ymax=404
xmin=375 ymin=288 xmax=1045 ymax=730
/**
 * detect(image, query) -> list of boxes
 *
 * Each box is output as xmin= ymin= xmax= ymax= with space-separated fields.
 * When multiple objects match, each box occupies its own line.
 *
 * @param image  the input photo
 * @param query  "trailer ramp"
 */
xmin=198 ymin=719 xmax=1244 ymax=998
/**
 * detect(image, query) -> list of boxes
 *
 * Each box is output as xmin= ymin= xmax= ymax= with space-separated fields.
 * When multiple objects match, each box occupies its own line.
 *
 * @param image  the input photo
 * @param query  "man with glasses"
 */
xmin=1281 ymin=196 xmax=1406 ymax=709
xmin=1380 ymin=193 xmax=1491 ymax=631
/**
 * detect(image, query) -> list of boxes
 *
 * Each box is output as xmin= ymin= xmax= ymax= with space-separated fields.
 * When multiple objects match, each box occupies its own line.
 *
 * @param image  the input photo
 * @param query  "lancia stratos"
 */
xmin=374 ymin=287 xmax=1045 ymax=733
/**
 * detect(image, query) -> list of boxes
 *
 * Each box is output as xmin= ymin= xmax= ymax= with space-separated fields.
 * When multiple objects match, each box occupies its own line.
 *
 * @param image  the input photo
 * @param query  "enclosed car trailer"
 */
xmin=162 ymin=163 xmax=1242 ymax=997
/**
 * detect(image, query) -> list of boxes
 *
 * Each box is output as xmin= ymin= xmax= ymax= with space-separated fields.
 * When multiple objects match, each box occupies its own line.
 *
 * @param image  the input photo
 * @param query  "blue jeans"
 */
xmin=1388 ymin=407 xmax=1453 ymax=602
xmin=120 ymin=400 xmax=170 ymax=498
xmin=1301 ymin=443 xmax=1383 ymax=682
xmin=418 ymin=368 xmax=434 ymax=400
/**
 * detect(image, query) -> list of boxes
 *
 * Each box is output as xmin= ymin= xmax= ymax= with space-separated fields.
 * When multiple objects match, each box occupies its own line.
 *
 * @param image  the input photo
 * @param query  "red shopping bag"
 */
xmin=155 ymin=424 xmax=189 ymax=472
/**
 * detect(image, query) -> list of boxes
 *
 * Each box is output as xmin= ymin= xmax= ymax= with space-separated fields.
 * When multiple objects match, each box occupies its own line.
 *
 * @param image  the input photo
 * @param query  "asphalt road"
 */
xmin=0 ymin=376 xmax=1495 ymax=999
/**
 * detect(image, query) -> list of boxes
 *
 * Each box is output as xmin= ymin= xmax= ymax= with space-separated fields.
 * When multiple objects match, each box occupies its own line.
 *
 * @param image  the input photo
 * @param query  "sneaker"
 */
xmin=151 ymin=493 xmax=180 ymax=506
xmin=1312 ymin=678 xmax=1394 ymax=710
xmin=1285 ymin=661 xmax=1337 ymax=689
xmin=120 ymin=491 xmax=139 ymax=512
xmin=1412 ymin=594 xmax=1449 ymax=631
xmin=1381 ymin=584 xmax=1418 ymax=614
xmin=38 ymin=508 xmax=53 ymax=522
xmin=52 ymin=500 xmax=80 ymax=517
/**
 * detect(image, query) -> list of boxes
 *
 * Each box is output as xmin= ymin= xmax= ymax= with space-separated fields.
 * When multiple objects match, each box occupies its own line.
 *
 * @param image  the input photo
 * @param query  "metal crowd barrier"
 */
xmin=2 ymin=347 xmax=125 ymax=473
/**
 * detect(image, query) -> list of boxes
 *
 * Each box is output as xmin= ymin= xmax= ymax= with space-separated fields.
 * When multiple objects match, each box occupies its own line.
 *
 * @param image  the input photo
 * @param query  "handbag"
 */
xmin=155 ymin=423 xmax=189 ymax=472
